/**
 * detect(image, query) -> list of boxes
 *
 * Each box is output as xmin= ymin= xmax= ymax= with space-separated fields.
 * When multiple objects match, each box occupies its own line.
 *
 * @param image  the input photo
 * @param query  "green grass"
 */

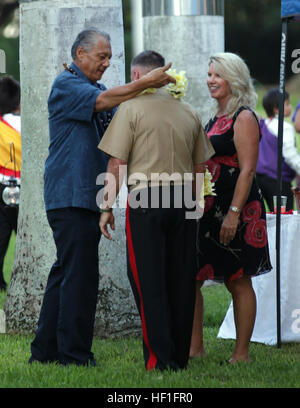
xmin=1 ymin=285 xmax=300 ymax=388
xmin=1 ymin=236 xmax=300 ymax=388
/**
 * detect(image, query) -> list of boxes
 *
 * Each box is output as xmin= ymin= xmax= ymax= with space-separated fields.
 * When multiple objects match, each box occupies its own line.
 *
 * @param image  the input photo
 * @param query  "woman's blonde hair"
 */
xmin=209 ymin=52 xmax=258 ymax=118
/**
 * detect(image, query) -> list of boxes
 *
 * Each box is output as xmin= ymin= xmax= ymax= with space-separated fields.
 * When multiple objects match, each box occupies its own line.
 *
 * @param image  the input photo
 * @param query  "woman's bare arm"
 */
xmin=219 ymin=110 xmax=260 ymax=245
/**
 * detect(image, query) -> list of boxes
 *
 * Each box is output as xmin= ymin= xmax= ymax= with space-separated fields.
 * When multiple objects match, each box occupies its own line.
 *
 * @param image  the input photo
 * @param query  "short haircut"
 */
xmin=71 ymin=28 xmax=111 ymax=60
xmin=0 ymin=75 xmax=20 ymax=115
xmin=131 ymin=50 xmax=165 ymax=70
xmin=262 ymin=88 xmax=289 ymax=117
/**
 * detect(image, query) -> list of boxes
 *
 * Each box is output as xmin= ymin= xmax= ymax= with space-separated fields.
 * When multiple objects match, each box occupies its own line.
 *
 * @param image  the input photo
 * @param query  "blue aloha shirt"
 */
xmin=44 ymin=62 xmax=116 ymax=213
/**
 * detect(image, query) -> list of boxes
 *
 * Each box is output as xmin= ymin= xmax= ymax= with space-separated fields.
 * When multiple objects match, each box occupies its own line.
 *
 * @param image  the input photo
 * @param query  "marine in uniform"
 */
xmin=99 ymin=51 xmax=214 ymax=371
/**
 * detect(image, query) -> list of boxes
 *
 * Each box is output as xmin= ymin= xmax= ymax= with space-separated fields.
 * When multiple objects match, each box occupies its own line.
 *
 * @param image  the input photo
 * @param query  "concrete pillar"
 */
xmin=5 ymin=0 xmax=140 ymax=338
xmin=130 ymin=0 xmax=143 ymax=56
xmin=143 ymin=0 xmax=224 ymax=124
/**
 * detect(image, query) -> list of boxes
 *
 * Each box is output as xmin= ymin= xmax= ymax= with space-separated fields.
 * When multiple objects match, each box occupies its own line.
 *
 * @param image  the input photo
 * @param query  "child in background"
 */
xmin=256 ymin=88 xmax=300 ymax=212
xmin=0 ymin=76 xmax=21 ymax=292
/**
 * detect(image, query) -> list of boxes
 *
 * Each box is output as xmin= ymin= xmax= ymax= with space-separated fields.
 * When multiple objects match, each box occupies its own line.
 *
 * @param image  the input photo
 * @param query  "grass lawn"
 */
xmin=1 ymin=237 xmax=300 ymax=389
xmin=1 ymin=285 xmax=300 ymax=389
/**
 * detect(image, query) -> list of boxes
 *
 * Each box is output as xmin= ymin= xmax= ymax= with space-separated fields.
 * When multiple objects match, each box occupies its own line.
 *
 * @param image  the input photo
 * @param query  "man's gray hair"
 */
xmin=71 ymin=28 xmax=111 ymax=60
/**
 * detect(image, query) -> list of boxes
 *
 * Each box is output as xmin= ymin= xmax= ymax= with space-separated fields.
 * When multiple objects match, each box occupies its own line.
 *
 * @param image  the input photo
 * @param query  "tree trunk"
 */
xmin=5 ymin=0 xmax=141 ymax=338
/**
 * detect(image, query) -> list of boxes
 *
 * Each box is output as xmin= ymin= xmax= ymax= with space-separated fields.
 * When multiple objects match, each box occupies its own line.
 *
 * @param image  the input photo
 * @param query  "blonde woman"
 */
xmin=190 ymin=53 xmax=272 ymax=363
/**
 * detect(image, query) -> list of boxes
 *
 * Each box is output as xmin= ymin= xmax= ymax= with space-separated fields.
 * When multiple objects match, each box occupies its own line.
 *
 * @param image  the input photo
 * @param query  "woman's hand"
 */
xmin=220 ymin=210 xmax=240 ymax=246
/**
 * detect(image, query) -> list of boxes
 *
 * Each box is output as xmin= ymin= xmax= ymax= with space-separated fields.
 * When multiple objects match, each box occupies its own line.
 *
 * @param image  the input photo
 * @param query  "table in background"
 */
xmin=218 ymin=213 xmax=300 ymax=345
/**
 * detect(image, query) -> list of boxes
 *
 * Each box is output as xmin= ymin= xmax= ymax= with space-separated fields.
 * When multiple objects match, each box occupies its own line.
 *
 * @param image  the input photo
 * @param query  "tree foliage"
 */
xmin=0 ymin=0 xmax=19 ymax=80
xmin=0 ymin=0 xmax=18 ymax=27
xmin=225 ymin=0 xmax=299 ymax=85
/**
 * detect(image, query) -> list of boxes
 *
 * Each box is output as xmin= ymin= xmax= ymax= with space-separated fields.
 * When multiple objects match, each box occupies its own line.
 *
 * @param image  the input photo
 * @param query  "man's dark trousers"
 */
xmin=126 ymin=186 xmax=197 ymax=371
xmin=30 ymin=207 xmax=101 ymax=365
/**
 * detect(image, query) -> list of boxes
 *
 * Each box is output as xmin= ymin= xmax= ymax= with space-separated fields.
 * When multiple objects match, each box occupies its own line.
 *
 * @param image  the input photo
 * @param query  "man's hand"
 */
xmin=100 ymin=211 xmax=115 ymax=240
xmin=144 ymin=62 xmax=176 ymax=88
xmin=95 ymin=63 xmax=176 ymax=111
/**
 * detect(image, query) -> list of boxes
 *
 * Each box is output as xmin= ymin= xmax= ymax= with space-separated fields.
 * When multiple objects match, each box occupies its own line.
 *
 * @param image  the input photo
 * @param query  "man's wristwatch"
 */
xmin=229 ymin=205 xmax=241 ymax=214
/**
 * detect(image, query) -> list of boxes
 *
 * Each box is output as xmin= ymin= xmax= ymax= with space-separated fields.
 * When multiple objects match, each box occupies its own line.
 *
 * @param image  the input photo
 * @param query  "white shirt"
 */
xmin=3 ymin=113 xmax=21 ymax=133
xmin=1 ymin=113 xmax=21 ymax=185
xmin=265 ymin=116 xmax=300 ymax=175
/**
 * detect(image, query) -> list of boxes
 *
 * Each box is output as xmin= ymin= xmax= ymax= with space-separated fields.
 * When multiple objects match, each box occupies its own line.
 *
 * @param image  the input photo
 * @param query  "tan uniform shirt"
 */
xmin=98 ymin=88 xmax=215 ymax=190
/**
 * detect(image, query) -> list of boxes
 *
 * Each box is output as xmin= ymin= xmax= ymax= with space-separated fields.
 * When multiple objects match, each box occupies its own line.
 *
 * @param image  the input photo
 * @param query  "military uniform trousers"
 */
xmin=125 ymin=186 xmax=197 ymax=371
xmin=30 ymin=207 xmax=101 ymax=365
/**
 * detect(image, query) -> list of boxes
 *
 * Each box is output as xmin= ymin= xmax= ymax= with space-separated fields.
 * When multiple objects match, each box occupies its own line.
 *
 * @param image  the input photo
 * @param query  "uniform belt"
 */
xmin=128 ymin=180 xmax=188 ymax=192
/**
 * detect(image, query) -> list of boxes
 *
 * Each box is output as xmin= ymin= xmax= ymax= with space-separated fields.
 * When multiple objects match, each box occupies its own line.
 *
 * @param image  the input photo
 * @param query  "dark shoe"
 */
xmin=28 ymin=356 xmax=59 ymax=364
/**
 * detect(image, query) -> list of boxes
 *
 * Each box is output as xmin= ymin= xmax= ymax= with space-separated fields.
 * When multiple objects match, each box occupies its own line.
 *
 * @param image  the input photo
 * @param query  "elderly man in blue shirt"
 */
xmin=29 ymin=29 xmax=174 ymax=367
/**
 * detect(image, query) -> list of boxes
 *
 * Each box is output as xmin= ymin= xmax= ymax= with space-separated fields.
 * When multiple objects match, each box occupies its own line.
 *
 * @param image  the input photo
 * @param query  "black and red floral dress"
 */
xmin=197 ymin=106 xmax=272 ymax=283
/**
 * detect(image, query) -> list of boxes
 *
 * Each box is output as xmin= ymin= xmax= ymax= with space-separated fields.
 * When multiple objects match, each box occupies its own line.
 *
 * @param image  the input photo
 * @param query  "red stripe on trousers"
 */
xmin=125 ymin=200 xmax=157 ymax=371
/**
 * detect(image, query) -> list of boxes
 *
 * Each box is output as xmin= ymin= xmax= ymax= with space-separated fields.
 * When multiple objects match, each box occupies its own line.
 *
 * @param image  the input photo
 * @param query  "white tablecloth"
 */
xmin=218 ymin=213 xmax=300 ymax=345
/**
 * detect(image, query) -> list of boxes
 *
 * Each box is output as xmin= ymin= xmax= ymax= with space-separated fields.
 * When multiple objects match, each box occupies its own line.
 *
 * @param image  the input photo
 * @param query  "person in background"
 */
xmin=0 ymin=75 xmax=21 ymax=292
xmin=292 ymin=99 xmax=300 ymax=188
xmin=190 ymin=52 xmax=272 ymax=364
xmin=256 ymin=89 xmax=300 ymax=212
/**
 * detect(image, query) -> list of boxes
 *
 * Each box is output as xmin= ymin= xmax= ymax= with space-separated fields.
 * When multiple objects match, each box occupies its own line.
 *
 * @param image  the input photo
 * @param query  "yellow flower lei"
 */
xmin=198 ymin=169 xmax=216 ymax=209
xmin=139 ymin=68 xmax=188 ymax=100
xmin=139 ymin=87 xmax=157 ymax=96
xmin=204 ymin=169 xmax=216 ymax=197
xmin=165 ymin=69 xmax=188 ymax=99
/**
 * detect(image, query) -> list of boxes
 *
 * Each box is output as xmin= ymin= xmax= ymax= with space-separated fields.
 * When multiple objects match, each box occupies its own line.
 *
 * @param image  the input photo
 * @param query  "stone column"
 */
xmin=130 ymin=0 xmax=143 ymax=56
xmin=143 ymin=0 xmax=224 ymax=124
xmin=5 ymin=0 xmax=140 ymax=338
